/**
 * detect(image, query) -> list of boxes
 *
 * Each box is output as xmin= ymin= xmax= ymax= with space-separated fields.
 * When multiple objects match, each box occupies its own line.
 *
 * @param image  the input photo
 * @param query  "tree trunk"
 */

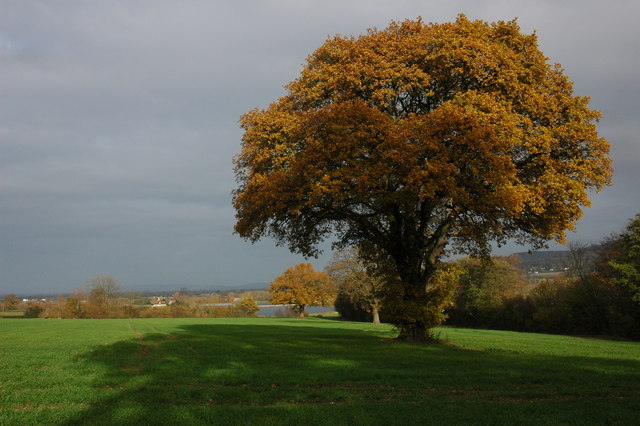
xmin=372 ymin=305 xmax=381 ymax=325
xmin=383 ymin=215 xmax=452 ymax=342
xmin=398 ymin=323 xmax=431 ymax=342
xmin=396 ymin=286 xmax=431 ymax=342
xmin=298 ymin=304 xmax=306 ymax=319
xmin=394 ymin=262 xmax=437 ymax=342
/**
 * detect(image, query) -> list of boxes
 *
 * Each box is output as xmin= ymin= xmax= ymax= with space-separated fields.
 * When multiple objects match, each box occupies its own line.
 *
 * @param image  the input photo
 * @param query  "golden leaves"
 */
xmin=234 ymin=15 xmax=612 ymax=253
xmin=269 ymin=263 xmax=336 ymax=309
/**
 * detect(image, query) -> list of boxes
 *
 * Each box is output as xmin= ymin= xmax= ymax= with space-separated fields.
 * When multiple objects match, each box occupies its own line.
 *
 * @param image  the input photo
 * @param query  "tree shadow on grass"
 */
xmin=63 ymin=319 xmax=640 ymax=425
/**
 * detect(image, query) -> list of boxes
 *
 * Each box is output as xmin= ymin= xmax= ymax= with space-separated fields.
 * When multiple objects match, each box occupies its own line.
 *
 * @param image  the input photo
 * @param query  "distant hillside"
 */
xmin=124 ymin=282 xmax=269 ymax=295
xmin=513 ymin=245 xmax=599 ymax=276
xmin=514 ymin=250 xmax=573 ymax=274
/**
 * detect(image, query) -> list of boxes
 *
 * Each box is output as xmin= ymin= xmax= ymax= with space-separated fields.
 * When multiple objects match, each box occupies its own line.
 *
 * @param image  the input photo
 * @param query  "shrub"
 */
xmin=24 ymin=303 xmax=44 ymax=318
xmin=274 ymin=305 xmax=299 ymax=318
xmin=334 ymin=292 xmax=373 ymax=322
xmin=234 ymin=297 xmax=259 ymax=317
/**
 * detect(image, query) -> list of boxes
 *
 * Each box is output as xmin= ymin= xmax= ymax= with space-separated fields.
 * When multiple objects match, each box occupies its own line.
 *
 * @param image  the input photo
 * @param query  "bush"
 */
xmin=334 ymin=292 xmax=373 ymax=322
xmin=117 ymin=305 xmax=140 ymax=319
xmin=274 ymin=305 xmax=300 ymax=318
xmin=446 ymin=256 xmax=526 ymax=329
xmin=24 ymin=303 xmax=44 ymax=318
xmin=234 ymin=297 xmax=259 ymax=317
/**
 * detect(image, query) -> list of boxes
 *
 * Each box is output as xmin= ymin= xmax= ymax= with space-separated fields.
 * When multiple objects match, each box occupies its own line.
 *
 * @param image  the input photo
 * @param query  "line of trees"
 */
xmin=32 ymin=294 xmax=260 ymax=319
xmin=9 ymin=275 xmax=261 ymax=319
xmin=445 ymin=215 xmax=640 ymax=339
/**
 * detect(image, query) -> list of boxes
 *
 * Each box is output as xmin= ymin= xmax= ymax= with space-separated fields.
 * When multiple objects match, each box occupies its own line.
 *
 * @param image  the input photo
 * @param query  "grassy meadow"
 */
xmin=1 ymin=317 xmax=639 ymax=425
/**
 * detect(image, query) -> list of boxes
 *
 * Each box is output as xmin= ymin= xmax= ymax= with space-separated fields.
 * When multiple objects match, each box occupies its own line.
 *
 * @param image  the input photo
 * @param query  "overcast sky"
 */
xmin=1 ymin=0 xmax=638 ymax=295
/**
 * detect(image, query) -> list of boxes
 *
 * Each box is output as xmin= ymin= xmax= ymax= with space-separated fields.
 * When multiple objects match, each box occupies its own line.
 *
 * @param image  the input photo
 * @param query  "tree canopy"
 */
xmin=2 ymin=294 xmax=20 ymax=311
xmin=605 ymin=214 xmax=640 ymax=304
xmin=234 ymin=15 xmax=611 ymax=340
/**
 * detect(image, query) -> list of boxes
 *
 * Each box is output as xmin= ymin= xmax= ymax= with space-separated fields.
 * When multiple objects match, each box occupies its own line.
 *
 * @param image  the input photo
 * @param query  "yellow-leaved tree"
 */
xmin=234 ymin=16 xmax=612 ymax=341
xmin=269 ymin=263 xmax=336 ymax=318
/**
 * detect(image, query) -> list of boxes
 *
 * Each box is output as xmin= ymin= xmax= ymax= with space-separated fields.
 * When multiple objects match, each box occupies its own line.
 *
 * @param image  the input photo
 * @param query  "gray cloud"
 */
xmin=1 ymin=0 xmax=638 ymax=294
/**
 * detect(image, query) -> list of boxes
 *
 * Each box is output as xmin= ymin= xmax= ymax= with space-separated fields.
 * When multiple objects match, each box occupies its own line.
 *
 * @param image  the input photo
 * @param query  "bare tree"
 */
xmin=568 ymin=241 xmax=595 ymax=280
xmin=326 ymin=248 xmax=385 ymax=324
xmin=85 ymin=275 xmax=121 ymax=308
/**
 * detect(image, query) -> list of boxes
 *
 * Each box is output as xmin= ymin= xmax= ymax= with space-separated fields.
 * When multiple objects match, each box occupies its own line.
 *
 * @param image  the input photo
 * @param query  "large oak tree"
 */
xmin=234 ymin=16 xmax=612 ymax=340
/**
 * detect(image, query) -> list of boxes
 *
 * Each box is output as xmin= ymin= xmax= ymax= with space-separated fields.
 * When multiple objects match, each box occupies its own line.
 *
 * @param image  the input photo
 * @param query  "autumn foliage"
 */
xmin=234 ymin=15 xmax=612 ymax=340
xmin=2 ymin=294 xmax=20 ymax=311
xmin=269 ymin=263 xmax=336 ymax=318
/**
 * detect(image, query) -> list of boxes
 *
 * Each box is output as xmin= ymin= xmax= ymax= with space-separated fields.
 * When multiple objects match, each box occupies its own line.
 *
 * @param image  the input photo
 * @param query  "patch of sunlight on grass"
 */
xmin=204 ymin=361 xmax=248 ymax=379
xmin=312 ymin=358 xmax=359 ymax=368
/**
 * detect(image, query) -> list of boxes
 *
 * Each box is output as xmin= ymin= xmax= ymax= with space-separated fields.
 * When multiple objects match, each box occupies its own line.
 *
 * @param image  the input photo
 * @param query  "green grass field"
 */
xmin=1 ymin=317 xmax=639 ymax=425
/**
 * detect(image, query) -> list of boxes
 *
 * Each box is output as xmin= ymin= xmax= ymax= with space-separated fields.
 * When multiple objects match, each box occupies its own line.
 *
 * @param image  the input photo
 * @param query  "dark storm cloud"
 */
xmin=1 ymin=0 xmax=638 ymax=294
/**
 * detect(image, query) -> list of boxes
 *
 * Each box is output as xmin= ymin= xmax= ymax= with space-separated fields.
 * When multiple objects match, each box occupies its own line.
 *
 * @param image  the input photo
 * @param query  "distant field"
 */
xmin=1 ymin=318 xmax=639 ymax=425
xmin=525 ymin=271 xmax=566 ymax=284
xmin=0 ymin=311 xmax=24 ymax=318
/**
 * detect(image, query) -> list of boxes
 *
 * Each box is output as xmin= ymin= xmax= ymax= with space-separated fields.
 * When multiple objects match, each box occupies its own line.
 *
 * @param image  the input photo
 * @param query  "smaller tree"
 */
xmin=63 ymin=296 xmax=86 ymax=319
xmin=85 ymin=275 xmax=121 ymax=311
xmin=450 ymin=256 xmax=526 ymax=327
xmin=269 ymin=263 xmax=336 ymax=318
xmin=326 ymin=248 xmax=385 ymax=324
xmin=586 ymin=214 xmax=640 ymax=338
xmin=608 ymin=214 xmax=640 ymax=303
xmin=2 ymin=294 xmax=20 ymax=311
xmin=172 ymin=291 xmax=187 ymax=305
xmin=86 ymin=275 xmax=121 ymax=295
xmin=234 ymin=296 xmax=260 ymax=317
xmin=567 ymin=241 xmax=597 ymax=280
